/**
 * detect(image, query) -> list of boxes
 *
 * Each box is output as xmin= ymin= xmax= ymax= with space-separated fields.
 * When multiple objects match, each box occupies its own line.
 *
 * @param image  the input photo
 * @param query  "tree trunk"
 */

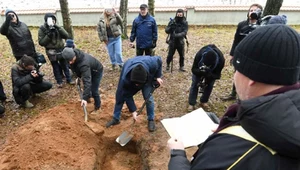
xmin=148 ymin=0 xmax=155 ymax=17
xmin=59 ymin=0 xmax=74 ymax=39
xmin=263 ymin=0 xmax=283 ymax=16
xmin=119 ymin=0 xmax=128 ymax=39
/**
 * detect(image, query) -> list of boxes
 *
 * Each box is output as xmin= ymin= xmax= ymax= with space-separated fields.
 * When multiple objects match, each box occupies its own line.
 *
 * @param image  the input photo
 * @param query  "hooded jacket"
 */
xmin=38 ymin=13 xmax=69 ymax=50
xmin=115 ymin=56 xmax=162 ymax=113
xmin=97 ymin=13 xmax=123 ymax=42
xmin=0 ymin=10 xmax=36 ymax=60
xmin=168 ymin=84 xmax=300 ymax=169
xmin=70 ymin=49 xmax=103 ymax=101
xmin=165 ymin=10 xmax=188 ymax=43
xmin=192 ymin=44 xmax=225 ymax=80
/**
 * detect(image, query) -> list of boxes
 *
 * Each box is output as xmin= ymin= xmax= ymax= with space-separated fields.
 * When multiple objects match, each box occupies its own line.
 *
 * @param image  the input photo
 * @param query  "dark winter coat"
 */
xmin=130 ymin=13 xmax=158 ymax=49
xmin=11 ymin=61 xmax=42 ymax=103
xmin=192 ymin=44 xmax=225 ymax=80
xmin=168 ymin=84 xmax=300 ymax=170
xmin=97 ymin=13 xmax=123 ymax=41
xmin=38 ymin=14 xmax=69 ymax=51
xmin=0 ymin=11 xmax=36 ymax=60
xmin=115 ymin=56 xmax=162 ymax=112
xmin=165 ymin=16 xmax=188 ymax=44
xmin=71 ymin=49 xmax=103 ymax=101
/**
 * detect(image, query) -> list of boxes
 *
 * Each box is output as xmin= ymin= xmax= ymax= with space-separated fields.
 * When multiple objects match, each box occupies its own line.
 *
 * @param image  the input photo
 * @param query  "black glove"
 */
xmin=152 ymin=40 xmax=157 ymax=48
xmin=46 ymin=30 xmax=54 ymax=38
xmin=152 ymin=80 xmax=160 ymax=88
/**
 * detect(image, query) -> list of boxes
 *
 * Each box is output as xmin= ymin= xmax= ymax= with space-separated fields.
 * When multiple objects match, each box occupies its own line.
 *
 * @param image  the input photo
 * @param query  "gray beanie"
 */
xmin=62 ymin=47 xmax=75 ymax=61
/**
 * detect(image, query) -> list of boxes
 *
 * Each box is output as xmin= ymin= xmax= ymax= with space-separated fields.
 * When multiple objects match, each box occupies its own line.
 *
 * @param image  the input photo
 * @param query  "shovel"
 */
xmin=116 ymin=83 xmax=159 ymax=146
xmin=76 ymin=78 xmax=88 ymax=122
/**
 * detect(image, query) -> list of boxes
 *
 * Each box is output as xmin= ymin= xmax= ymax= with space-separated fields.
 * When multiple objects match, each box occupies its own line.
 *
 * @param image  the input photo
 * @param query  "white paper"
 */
xmin=161 ymin=108 xmax=218 ymax=148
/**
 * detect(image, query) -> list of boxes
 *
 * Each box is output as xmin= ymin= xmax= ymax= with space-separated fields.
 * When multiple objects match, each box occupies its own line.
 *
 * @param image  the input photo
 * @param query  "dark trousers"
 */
xmin=136 ymin=48 xmax=154 ymax=56
xmin=0 ymin=81 xmax=6 ymax=102
xmin=50 ymin=58 xmax=71 ymax=84
xmin=166 ymin=42 xmax=185 ymax=67
xmin=91 ymin=68 xmax=103 ymax=110
xmin=14 ymin=82 xmax=52 ymax=104
xmin=188 ymin=74 xmax=215 ymax=105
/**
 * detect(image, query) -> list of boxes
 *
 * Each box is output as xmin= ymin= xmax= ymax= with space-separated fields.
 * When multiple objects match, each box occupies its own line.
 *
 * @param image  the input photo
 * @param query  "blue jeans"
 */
xmin=188 ymin=74 xmax=215 ymax=105
xmin=113 ymin=84 xmax=155 ymax=121
xmin=107 ymin=36 xmax=123 ymax=65
xmin=91 ymin=68 xmax=103 ymax=109
xmin=50 ymin=58 xmax=72 ymax=84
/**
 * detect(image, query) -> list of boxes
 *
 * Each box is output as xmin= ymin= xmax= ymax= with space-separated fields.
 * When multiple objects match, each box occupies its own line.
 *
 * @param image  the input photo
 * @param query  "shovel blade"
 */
xmin=116 ymin=131 xmax=133 ymax=146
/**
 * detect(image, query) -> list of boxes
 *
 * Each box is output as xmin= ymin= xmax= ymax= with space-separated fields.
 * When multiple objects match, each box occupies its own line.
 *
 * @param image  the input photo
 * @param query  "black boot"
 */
xmin=148 ymin=120 xmax=156 ymax=132
xmin=166 ymin=64 xmax=170 ymax=71
xmin=106 ymin=118 xmax=120 ymax=128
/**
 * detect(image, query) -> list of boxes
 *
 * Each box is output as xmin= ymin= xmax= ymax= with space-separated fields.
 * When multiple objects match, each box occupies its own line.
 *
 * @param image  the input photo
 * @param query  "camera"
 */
xmin=250 ymin=8 xmax=262 ymax=20
xmin=31 ymin=69 xmax=44 ymax=77
xmin=199 ymin=65 xmax=209 ymax=72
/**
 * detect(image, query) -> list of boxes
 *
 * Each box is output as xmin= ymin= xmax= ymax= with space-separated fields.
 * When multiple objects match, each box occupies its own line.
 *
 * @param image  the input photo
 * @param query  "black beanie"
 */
xmin=130 ymin=64 xmax=148 ymax=84
xmin=233 ymin=24 xmax=300 ymax=85
xmin=202 ymin=50 xmax=218 ymax=67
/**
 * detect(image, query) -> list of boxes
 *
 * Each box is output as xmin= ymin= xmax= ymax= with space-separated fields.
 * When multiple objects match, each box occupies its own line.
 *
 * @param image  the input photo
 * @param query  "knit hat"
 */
xmin=5 ymin=9 xmax=14 ymax=16
xmin=62 ymin=47 xmax=75 ymax=62
xmin=268 ymin=15 xmax=287 ymax=25
xmin=233 ymin=24 xmax=300 ymax=85
xmin=65 ymin=39 xmax=75 ymax=48
xmin=202 ymin=50 xmax=218 ymax=67
xmin=130 ymin=64 xmax=148 ymax=84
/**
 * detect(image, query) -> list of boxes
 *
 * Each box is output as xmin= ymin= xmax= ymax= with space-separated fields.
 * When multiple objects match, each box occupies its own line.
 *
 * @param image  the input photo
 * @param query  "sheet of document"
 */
xmin=161 ymin=108 xmax=219 ymax=148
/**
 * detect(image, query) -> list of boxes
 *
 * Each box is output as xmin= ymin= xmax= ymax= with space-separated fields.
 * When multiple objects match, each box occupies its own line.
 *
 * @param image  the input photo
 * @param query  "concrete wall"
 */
xmin=1 ymin=6 xmax=300 ymax=26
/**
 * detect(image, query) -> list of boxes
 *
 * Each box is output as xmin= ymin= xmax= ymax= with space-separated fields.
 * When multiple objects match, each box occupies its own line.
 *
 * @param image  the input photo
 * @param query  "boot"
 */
xmin=148 ymin=120 xmax=156 ymax=132
xmin=23 ymin=100 xmax=34 ymax=108
xmin=221 ymin=94 xmax=236 ymax=101
xmin=166 ymin=64 xmax=170 ymax=71
xmin=179 ymin=66 xmax=186 ymax=72
xmin=106 ymin=118 xmax=120 ymax=128
xmin=187 ymin=105 xmax=195 ymax=112
xmin=90 ymin=108 xmax=101 ymax=115
xmin=111 ymin=64 xmax=116 ymax=71
xmin=67 ymin=80 xmax=75 ymax=85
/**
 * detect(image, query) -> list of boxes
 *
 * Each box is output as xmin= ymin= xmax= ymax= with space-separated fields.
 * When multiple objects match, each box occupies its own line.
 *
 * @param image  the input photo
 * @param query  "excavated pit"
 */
xmin=0 ymin=96 xmax=153 ymax=170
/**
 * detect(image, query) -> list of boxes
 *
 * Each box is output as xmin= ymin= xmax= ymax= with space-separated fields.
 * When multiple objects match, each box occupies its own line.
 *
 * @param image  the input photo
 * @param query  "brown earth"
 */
xmin=1 ymin=25 xmax=300 ymax=169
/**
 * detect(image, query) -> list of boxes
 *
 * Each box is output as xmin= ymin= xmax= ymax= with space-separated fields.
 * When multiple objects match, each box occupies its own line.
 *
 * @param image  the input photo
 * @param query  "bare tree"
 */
xmin=148 ymin=0 xmax=155 ymax=17
xmin=59 ymin=0 xmax=74 ymax=39
xmin=263 ymin=0 xmax=283 ymax=16
xmin=119 ymin=0 xmax=128 ymax=39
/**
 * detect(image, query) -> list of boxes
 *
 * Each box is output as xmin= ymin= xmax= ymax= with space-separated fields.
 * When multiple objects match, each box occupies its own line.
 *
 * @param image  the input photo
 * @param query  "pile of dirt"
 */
xmin=0 ymin=95 xmax=165 ymax=170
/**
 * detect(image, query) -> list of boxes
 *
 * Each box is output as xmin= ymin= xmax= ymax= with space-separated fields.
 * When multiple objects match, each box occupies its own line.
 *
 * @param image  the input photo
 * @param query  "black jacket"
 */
xmin=71 ymin=49 xmax=103 ymax=101
xmin=168 ymin=84 xmax=300 ymax=170
xmin=191 ymin=44 xmax=225 ymax=80
xmin=11 ymin=61 xmax=42 ymax=103
xmin=165 ymin=16 xmax=188 ymax=44
xmin=229 ymin=20 xmax=249 ymax=56
xmin=0 ymin=11 xmax=36 ymax=60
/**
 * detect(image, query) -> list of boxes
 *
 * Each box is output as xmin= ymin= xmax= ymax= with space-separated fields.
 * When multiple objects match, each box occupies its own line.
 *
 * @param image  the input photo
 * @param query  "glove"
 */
xmin=152 ymin=40 xmax=157 ymax=48
xmin=152 ymin=80 xmax=160 ymax=88
xmin=46 ymin=30 xmax=54 ymax=38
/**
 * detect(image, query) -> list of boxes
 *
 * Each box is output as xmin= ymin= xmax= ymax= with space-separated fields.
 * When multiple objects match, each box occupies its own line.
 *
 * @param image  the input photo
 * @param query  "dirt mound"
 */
xmin=0 ymin=95 xmax=164 ymax=170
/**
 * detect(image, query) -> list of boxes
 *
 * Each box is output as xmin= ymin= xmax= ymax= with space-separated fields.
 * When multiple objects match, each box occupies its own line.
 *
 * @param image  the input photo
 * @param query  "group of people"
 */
xmin=1 ymin=3 xmax=300 ymax=169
